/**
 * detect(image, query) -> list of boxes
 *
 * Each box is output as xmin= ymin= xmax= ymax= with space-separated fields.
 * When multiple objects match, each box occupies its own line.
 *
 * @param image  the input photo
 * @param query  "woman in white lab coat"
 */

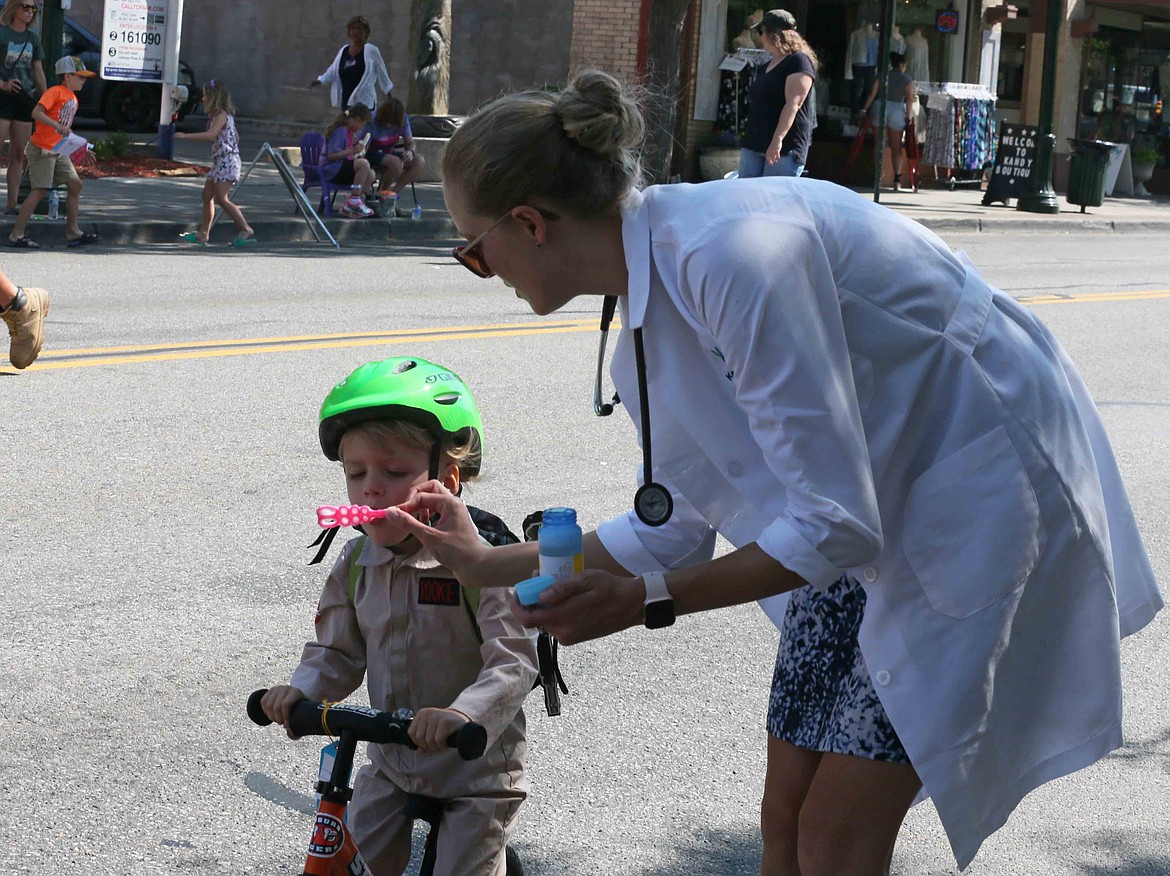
xmin=390 ymin=70 xmax=1163 ymax=874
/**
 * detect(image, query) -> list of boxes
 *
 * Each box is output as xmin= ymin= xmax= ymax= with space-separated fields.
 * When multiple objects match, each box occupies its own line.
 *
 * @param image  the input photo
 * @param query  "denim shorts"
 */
xmin=737 ymin=149 xmax=805 ymax=179
xmin=883 ymin=100 xmax=907 ymax=132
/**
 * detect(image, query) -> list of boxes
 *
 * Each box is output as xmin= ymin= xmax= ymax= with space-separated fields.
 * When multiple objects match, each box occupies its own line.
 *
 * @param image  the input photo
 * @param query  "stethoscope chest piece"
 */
xmin=634 ymin=482 xmax=673 ymax=527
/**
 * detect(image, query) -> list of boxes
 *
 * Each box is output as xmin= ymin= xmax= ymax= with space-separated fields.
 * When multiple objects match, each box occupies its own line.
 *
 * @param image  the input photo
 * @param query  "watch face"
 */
xmin=644 ymin=598 xmax=676 ymax=629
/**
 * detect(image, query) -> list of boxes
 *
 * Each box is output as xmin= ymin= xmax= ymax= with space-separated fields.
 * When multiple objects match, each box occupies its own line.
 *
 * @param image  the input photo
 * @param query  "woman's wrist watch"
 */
xmin=642 ymin=571 xmax=676 ymax=629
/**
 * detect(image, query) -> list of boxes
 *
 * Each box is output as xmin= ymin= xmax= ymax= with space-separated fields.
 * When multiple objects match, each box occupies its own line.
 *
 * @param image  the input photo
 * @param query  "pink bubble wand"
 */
xmin=316 ymin=504 xmax=393 ymax=529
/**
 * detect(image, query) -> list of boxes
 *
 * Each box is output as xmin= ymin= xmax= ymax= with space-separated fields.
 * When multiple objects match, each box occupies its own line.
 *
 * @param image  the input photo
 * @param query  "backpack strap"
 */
xmin=346 ymin=535 xmax=368 ymax=604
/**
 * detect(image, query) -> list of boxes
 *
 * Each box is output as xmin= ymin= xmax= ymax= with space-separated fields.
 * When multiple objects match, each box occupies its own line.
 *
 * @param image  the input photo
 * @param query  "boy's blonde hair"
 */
xmin=339 ymin=419 xmax=482 ymax=481
xmin=202 ymin=79 xmax=236 ymax=116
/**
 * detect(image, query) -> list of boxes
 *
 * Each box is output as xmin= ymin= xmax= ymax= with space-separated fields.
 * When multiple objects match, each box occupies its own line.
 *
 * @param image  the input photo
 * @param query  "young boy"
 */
xmin=7 ymin=55 xmax=99 ymax=249
xmin=261 ymin=356 xmax=537 ymax=876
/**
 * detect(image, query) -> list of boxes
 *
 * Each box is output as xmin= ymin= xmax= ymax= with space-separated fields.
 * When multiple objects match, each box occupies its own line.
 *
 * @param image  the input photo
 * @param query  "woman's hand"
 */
xmin=511 ymin=570 xmax=644 ymax=645
xmin=766 ymin=139 xmax=783 ymax=164
xmin=409 ymin=707 xmax=471 ymax=755
xmin=1 ymin=80 xmax=16 ymax=94
xmin=260 ymin=685 xmax=307 ymax=740
xmin=385 ymin=480 xmax=491 ymax=579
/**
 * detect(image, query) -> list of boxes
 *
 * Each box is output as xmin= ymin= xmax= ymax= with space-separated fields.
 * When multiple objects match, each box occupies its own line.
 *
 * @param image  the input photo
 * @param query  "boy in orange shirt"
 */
xmin=7 ymin=56 xmax=98 ymax=249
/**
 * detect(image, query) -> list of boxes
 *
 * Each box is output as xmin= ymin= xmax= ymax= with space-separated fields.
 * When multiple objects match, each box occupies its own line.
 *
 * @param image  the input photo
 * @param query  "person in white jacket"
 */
xmin=386 ymin=70 xmax=1163 ymax=876
xmin=311 ymin=14 xmax=393 ymax=112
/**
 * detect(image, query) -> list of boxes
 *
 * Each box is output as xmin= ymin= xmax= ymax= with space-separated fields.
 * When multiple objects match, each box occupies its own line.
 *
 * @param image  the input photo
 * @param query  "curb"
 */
xmin=4 ymin=213 xmax=1165 ymax=247
xmin=913 ymin=216 xmax=1170 ymax=234
xmin=1 ymin=216 xmax=460 ymax=247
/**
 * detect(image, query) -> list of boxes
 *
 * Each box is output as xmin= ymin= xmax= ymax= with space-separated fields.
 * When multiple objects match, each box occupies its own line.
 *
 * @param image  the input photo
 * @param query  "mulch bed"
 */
xmin=78 ymin=153 xmax=210 ymax=179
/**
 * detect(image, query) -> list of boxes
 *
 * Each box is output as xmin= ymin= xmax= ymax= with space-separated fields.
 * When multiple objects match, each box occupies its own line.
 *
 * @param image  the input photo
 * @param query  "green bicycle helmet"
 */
xmin=319 ymin=357 xmax=483 ymax=475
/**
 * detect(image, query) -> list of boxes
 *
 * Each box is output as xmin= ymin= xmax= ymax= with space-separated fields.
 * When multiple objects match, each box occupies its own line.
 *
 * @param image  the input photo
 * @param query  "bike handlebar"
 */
xmin=246 ymin=689 xmax=487 ymax=761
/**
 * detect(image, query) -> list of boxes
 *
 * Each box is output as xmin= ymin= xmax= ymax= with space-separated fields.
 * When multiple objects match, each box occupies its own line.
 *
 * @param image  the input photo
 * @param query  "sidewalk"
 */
xmin=3 ymin=122 xmax=1168 ymax=248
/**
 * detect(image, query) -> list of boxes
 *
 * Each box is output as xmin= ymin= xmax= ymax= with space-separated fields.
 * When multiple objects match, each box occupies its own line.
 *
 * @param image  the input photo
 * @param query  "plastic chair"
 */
xmin=298 ymin=132 xmax=340 ymax=217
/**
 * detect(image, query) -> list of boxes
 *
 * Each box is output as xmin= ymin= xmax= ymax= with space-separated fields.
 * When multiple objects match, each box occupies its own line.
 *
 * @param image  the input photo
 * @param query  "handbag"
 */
xmin=1 ymin=40 xmax=37 ymax=115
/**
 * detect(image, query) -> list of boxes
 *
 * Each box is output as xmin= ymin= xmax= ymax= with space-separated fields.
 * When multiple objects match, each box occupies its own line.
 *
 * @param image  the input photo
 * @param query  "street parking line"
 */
xmin=11 ymin=289 xmax=1169 ymax=372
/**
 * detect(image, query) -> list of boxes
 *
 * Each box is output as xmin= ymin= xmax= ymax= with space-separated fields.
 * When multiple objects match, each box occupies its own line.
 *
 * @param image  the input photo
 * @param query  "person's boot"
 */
xmin=1 ymin=286 xmax=50 ymax=369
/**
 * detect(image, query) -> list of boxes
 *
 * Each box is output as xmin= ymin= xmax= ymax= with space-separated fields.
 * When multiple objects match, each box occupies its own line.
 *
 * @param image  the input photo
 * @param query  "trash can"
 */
xmin=1066 ymin=139 xmax=1112 ymax=212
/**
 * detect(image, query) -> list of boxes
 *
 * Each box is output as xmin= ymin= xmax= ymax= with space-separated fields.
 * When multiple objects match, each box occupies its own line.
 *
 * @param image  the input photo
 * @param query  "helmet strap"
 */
xmin=307 ymin=526 xmax=339 ymax=565
xmin=428 ymin=440 xmax=442 ymax=482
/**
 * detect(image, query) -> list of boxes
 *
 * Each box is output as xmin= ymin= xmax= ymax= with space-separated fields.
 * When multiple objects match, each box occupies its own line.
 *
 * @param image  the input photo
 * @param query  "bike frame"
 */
xmin=303 ymin=729 xmax=371 ymax=876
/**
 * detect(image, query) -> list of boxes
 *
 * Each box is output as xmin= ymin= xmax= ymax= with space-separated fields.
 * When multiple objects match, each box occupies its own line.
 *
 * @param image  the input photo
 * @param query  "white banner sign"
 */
xmin=100 ymin=0 xmax=168 ymax=82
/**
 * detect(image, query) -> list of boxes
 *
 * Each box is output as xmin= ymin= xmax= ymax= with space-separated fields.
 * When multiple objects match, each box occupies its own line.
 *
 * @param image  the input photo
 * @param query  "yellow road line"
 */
xmin=1019 ymin=289 xmax=1170 ymax=305
xmin=8 ymin=288 xmax=1167 ymax=373
xmin=25 ymin=322 xmax=598 ymax=372
xmin=44 ymin=320 xmax=597 ymax=357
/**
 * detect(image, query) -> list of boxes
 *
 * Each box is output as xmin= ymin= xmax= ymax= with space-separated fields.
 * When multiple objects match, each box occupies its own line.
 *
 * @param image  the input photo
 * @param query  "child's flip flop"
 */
xmin=230 ymin=235 xmax=257 ymax=247
xmin=7 ymin=236 xmax=40 ymax=248
xmin=179 ymin=231 xmax=208 ymax=245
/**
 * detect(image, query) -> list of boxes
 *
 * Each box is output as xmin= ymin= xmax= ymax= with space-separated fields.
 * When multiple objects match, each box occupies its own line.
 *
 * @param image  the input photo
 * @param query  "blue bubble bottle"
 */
xmin=538 ymin=507 xmax=583 ymax=582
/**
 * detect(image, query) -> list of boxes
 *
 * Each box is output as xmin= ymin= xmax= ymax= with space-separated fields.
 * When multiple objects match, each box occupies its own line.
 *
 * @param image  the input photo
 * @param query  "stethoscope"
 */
xmin=593 ymin=295 xmax=674 ymax=527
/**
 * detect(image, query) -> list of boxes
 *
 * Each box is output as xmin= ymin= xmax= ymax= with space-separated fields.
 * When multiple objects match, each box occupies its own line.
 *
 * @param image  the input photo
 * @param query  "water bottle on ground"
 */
xmin=411 ymin=202 xmax=422 ymax=221
xmin=47 ymin=189 xmax=59 ymax=221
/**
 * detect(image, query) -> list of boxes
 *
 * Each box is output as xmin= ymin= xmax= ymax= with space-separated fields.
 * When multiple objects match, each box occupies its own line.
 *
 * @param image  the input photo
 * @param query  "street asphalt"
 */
xmin=1 ymin=229 xmax=1167 ymax=875
xmin=0 ymin=121 xmax=1168 ymax=248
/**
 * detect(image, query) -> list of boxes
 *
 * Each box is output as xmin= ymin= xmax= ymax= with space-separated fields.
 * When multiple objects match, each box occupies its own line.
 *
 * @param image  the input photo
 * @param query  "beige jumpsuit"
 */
xmin=290 ymin=536 xmax=539 ymax=876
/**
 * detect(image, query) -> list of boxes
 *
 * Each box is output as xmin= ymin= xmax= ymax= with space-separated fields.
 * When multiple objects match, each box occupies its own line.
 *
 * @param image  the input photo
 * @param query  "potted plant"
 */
xmin=699 ymin=127 xmax=742 ymax=181
xmin=1131 ymin=146 xmax=1160 ymax=197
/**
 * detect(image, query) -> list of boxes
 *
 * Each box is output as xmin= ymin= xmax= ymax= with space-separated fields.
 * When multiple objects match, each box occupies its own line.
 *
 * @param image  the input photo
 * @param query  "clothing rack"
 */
xmin=918 ymin=82 xmax=998 ymax=188
xmin=715 ymin=49 xmax=771 ymax=145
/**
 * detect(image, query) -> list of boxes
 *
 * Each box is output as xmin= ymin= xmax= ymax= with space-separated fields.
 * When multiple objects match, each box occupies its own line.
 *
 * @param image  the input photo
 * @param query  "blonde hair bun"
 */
xmin=555 ymin=70 xmax=644 ymax=161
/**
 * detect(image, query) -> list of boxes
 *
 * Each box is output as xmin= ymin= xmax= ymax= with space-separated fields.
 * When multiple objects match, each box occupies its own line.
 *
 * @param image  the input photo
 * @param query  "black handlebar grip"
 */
xmin=247 ymin=688 xmax=273 ymax=726
xmin=449 ymin=721 xmax=488 ymax=761
xmin=247 ymin=688 xmax=486 ymax=759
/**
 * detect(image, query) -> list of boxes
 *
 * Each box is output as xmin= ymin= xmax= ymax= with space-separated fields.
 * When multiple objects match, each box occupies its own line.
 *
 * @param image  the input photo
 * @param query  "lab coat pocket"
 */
xmin=904 ymin=426 xmax=1041 ymax=619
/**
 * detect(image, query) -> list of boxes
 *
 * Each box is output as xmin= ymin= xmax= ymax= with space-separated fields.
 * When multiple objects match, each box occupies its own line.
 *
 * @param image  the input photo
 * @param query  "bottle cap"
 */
xmin=542 ymin=507 xmax=577 ymax=525
xmin=514 ymin=574 xmax=556 ymax=607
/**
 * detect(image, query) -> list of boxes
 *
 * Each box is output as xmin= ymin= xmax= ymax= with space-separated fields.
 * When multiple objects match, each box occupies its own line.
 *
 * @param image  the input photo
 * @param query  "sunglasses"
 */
xmin=19 ymin=3 xmax=37 ymax=10
xmin=451 ymin=211 xmax=513 ymax=278
xmin=452 ymin=207 xmax=561 ymax=279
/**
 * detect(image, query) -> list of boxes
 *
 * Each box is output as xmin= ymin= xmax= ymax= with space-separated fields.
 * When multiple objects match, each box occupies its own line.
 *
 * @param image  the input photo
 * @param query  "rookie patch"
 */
xmin=418 ymin=576 xmax=460 ymax=606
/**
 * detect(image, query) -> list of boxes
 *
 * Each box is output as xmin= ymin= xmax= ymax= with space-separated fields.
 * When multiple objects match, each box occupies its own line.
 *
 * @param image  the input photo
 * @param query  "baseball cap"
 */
xmin=755 ymin=9 xmax=797 ymax=32
xmin=55 ymin=56 xmax=96 ymax=78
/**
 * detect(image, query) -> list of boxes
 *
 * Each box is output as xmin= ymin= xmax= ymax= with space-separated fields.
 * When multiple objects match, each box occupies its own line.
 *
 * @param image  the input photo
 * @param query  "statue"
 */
xmin=407 ymin=0 xmax=451 ymax=116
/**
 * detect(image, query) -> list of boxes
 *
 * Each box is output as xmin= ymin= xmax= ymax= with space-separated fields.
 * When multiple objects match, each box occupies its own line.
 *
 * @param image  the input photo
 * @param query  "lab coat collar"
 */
xmin=620 ymin=188 xmax=650 ymax=330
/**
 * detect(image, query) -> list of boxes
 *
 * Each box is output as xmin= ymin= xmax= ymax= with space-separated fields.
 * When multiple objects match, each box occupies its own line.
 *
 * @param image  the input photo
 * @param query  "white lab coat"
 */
xmin=595 ymin=178 xmax=1162 ymax=868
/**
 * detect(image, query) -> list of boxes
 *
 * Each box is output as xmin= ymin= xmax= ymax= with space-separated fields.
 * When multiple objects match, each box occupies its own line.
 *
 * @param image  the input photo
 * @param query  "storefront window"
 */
xmin=1078 ymin=21 xmax=1168 ymax=158
xmin=997 ymin=31 xmax=1026 ymax=103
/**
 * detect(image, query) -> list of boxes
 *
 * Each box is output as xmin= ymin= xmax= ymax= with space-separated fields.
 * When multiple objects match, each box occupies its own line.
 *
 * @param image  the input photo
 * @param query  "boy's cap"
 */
xmin=55 ymin=56 xmax=96 ymax=77
xmin=755 ymin=9 xmax=797 ymax=32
